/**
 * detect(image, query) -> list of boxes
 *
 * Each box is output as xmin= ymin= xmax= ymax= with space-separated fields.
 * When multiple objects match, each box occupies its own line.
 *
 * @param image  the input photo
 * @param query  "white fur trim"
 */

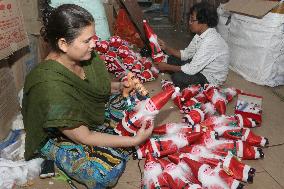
xmin=136 ymin=147 xmax=144 ymax=159
xmin=254 ymin=148 xmax=260 ymax=159
xmin=222 ymin=154 xmax=232 ymax=169
xmin=242 ymin=128 xmax=250 ymax=141
xmin=184 ymin=114 xmax=194 ymax=125
xmin=150 ymin=138 xmax=160 ymax=157
xmin=231 ymin=179 xmax=241 ymax=189
xmin=215 ymin=126 xmax=233 ymax=135
xmin=236 ymin=114 xmax=244 ymax=127
xmin=243 ymin=165 xmax=251 ymax=182
xmin=194 ymin=124 xmax=201 ymax=132
xmin=237 ymin=141 xmax=243 ymax=158
xmin=189 ymin=184 xmax=202 ymax=189
xmin=248 ymin=118 xmax=257 ymax=127
xmin=260 ymin=137 xmax=266 ymax=147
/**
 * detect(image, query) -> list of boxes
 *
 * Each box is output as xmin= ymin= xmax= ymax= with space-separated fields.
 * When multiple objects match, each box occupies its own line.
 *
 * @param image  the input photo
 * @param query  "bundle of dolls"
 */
xmin=92 ymin=35 xmax=158 ymax=83
xmin=137 ymin=80 xmax=268 ymax=188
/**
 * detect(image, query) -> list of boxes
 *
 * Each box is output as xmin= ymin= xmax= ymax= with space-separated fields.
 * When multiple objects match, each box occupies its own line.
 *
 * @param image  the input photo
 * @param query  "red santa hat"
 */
xmin=139 ymin=69 xmax=156 ymax=83
xmin=117 ymin=45 xmax=130 ymax=58
xmin=145 ymin=152 xmax=157 ymax=164
xmin=142 ymin=58 xmax=153 ymax=70
xmin=131 ymin=61 xmax=143 ymax=74
xmin=146 ymin=86 xmax=175 ymax=111
xmin=168 ymin=153 xmax=182 ymax=164
xmin=181 ymin=85 xmax=201 ymax=102
xmin=171 ymin=88 xmax=183 ymax=110
xmin=181 ymin=158 xmax=204 ymax=181
xmin=109 ymin=35 xmax=123 ymax=48
xmin=96 ymin=40 xmax=109 ymax=54
xmin=123 ymin=55 xmax=135 ymax=70
xmin=157 ymin=158 xmax=172 ymax=170
xmin=183 ymin=108 xmax=205 ymax=125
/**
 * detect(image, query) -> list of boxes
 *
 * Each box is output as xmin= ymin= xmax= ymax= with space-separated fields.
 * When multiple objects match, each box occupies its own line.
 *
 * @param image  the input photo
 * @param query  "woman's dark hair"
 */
xmin=189 ymin=2 xmax=218 ymax=28
xmin=40 ymin=3 xmax=94 ymax=51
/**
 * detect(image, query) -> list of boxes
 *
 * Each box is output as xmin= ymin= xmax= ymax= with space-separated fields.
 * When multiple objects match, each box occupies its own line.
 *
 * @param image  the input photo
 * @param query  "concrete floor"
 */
xmin=20 ymin=11 xmax=284 ymax=189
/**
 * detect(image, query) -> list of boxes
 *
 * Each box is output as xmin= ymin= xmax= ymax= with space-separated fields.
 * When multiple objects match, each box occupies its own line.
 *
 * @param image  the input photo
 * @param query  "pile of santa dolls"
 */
xmin=113 ymin=77 xmax=268 ymax=189
xmin=98 ymin=20 xmax=268 ymax=188
xmin=92 ymin=20 xmax=167 ymax=83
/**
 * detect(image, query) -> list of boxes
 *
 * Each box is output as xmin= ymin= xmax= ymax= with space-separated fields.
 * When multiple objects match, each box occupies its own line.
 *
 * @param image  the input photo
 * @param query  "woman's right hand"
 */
xmin=158 ymin=38 xmax=167 ymax=50
xmin=134 ymin=120 xmax=154 ymax=145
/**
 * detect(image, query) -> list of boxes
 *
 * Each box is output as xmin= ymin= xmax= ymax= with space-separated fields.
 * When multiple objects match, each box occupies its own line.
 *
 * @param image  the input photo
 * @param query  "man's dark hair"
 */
xmin=40 ymin=3 xmax=94 ymax=52
xmin=189 ymin=2 xmax=218 ymax=28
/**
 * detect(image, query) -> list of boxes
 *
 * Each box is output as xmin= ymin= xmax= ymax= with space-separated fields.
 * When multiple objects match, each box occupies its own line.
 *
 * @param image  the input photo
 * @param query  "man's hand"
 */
xmin=158 ymin=38 xmax=167 ymax=50
xmin=154 ymin=61 xmax=169 ymax=72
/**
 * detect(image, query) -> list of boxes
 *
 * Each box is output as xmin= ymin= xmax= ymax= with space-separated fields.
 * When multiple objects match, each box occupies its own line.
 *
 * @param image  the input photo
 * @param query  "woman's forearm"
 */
xmin=61 ymin=125 xmax=139 ymax=147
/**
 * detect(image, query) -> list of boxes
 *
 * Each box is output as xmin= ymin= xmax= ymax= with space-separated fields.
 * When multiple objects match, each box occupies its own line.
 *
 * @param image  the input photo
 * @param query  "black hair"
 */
xmin=40 ymin=3 xmax=94 ymax=52
xmin=189 ymin=2 xmax=218 ymax=28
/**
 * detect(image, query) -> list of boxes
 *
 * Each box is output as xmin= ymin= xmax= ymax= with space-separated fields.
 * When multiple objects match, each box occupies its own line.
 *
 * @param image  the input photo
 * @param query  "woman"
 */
xmin=22 ymin=4 xmax=153 ymax=188
xmin=155 ymin=2 xmax=229 ymax=89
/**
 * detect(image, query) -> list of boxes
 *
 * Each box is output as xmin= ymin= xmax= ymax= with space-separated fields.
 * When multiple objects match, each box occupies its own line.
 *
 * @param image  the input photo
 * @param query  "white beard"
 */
xmin=135 ymin=100 xmax=159 ymax=120
xmin=166 ymin=123 xmax=189 ymax=134
xmin=199 ymin=170 xmax=229 ymax=189
xmin=144 ymin=163 xmax=163 ymax=186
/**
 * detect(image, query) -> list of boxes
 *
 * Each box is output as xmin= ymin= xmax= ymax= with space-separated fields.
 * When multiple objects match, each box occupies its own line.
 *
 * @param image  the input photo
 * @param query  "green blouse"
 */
xmin=22 ymin=53 xmax=111 ymax=160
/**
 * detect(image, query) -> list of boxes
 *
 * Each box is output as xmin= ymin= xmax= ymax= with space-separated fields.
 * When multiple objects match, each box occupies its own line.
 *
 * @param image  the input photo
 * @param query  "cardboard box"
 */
xmin=0 ymin=0 xmax=29 ymax=60
xmin=0 ymin=61 xmax=20 ymax=141
xmin=224 ymin=0 xmax=280 ymax=18
xmin=20 ymin=0 xmax=42 ymax=35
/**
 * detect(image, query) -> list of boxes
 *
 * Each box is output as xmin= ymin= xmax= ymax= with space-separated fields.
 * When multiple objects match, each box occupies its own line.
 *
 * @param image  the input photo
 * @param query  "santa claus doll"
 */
xmin=183 ymin=158 xmax=244 ymax=189
xmin=143 ymin=153 xmax=170 ymax=189
xmin=143 ymin=20 xmax=166 ymax=63
xmin=114 ymin=86 xmax=177 ymax=136
xmin=169 ymin=145 xmax=256 ymax=183
xmin=134 ymin=132 xmax=203 ymax=159
xmin=199 ymin=133 xmax=264 ymax=160
xmin=158 ymin=158 xmax=202 ymax=189
xmin=203 ymin=86 xmax=227 ymax=115
xmin=200 ymin=115 xmax=269 ymax=147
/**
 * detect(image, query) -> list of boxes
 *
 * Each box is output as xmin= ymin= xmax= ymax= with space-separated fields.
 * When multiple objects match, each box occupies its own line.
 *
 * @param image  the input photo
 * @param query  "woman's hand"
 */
xmin=111 ymin=82 xmax=123 ymax=94
xmin=158 ymin=38 xmax=167 ymax=50
xmin=134 ymin=120 xmax=154 ymax=145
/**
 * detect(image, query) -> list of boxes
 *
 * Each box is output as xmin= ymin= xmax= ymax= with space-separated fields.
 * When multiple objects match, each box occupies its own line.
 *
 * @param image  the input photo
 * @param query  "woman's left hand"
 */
xmin=111 ymin=82 xmax=123 ymax=94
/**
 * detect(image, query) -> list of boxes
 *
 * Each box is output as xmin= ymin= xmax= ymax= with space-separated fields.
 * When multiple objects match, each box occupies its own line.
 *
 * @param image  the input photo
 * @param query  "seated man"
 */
xmin=155 ymin=2 xmax=229 ymax=89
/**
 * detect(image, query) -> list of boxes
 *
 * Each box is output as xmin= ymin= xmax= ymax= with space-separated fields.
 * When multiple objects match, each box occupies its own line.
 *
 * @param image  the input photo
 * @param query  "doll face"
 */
xmin=191 ymin=146 xmax=201 ymax=155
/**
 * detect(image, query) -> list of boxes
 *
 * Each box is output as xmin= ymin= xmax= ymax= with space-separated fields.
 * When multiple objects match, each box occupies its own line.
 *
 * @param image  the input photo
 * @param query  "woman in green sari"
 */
xmin=22 ymin=4 xmax=153 ymax=189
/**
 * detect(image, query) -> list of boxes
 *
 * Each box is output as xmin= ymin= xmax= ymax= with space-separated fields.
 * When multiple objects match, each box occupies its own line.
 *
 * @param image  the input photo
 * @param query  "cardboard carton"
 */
xmin=224 ymin=0 xmax=280 ymax=18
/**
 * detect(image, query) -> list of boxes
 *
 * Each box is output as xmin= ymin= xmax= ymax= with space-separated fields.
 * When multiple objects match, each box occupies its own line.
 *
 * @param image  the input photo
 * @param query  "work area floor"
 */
xmin=19 ymin=12 xmax=284 ymax=189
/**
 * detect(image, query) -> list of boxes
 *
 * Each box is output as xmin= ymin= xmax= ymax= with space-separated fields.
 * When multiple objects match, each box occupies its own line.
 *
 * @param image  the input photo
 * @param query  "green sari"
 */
xmin=22 ymin=53 xmax=111 ymax=160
